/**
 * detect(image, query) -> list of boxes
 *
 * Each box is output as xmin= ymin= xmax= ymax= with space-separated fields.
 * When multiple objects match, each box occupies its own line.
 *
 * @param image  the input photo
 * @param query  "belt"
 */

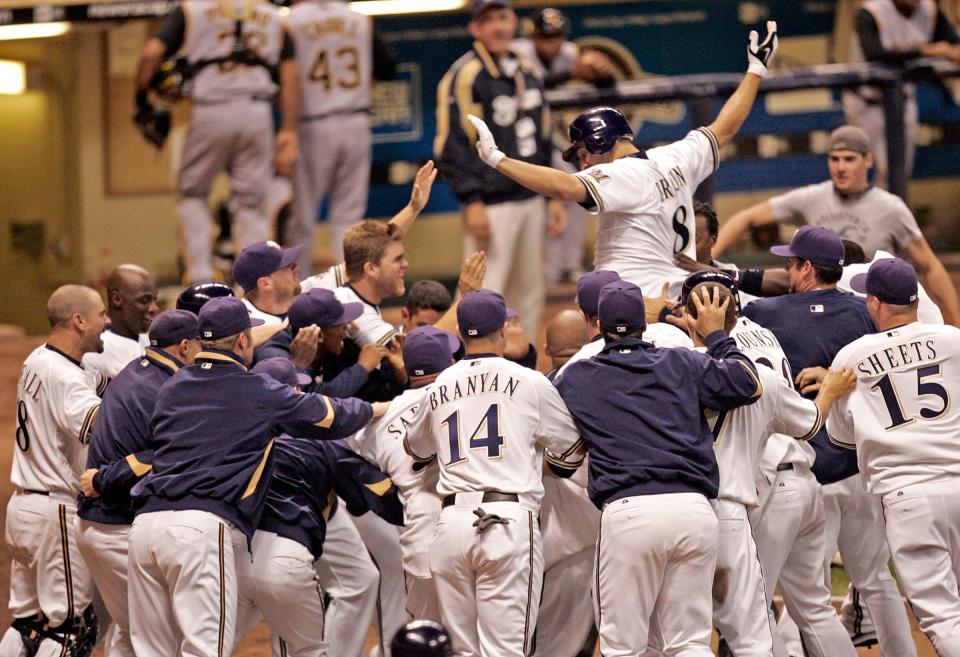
xmin=301 ymin=108 xmax=370 ymax=122
xmin=21 ymin=489 xmax=49 ymax=496
xmin=442 ymin=491 xmax=518 ymax=508
xmin=776 ymin=463 xmax=794 ymax=472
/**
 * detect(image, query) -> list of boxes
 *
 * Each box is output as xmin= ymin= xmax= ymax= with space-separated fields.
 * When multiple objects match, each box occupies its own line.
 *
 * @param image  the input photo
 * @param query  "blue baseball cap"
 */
xmin=575 ymin=270 xmax=621 ymax=318
xmin=233 ymin=241 xmax=304 ymax=292
xmin=770 ymin=225 xmax=845 ymax=268
xmin=456 ymin=289 xmax=517 ymax=338
xmin=148 ymin=310 xmax=199 ymax=347
xmin=598 ymin=280 xmax=646 ymax=335
xmin=288 ymin=289 xmax=363 ymax=331
xmin=850 ymin=257 xmax=918 ymax=305
xmin=198 ymin=297 xmax=265 ymax=340
xmin=251 ymin=357 xmax=312 ymax=387
xmin=403 ymin=326 xmax=461 ymax=377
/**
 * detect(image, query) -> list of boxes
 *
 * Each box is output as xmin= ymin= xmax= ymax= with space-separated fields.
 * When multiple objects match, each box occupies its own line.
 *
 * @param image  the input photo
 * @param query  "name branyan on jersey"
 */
xmin=427 ymin=371 xmax=521 ymax=410
xmin=855 ymin=336 xmax=937 ymax=376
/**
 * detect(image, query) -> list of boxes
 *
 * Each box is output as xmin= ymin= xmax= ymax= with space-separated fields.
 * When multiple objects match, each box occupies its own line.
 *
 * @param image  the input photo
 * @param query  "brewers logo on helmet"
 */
xmin=562 ymin=106 xmax=633 ymax=163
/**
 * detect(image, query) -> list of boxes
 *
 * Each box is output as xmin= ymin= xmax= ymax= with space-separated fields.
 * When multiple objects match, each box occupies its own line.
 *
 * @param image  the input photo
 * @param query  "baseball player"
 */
xmin=125 ymin=297 xmax=378 ymax=657
xmin=556 ymin=270 xmax=693 ymax=379
xmin=543 ymin=309 xmax=589 ymax=377
xmin=1 ymin=285 xmax=107 ymax=657
xmin=349 ymin=326 xmax=460 ymax=623
xmin=744 ymin=226 xmax=916 ymax=656
xmin=83 ymin=264 xmax=159 ymax=385
xmin=679 ymin=272 xmax=857 ymax=657
xmin=234 ymin=241 xmax=304 ymax=325
xmin=467 ymin=20 xmax=779 ymax=298
xmin=134 ymin=0 xmax=300 ymax=284
xmin=845 ymin=0 xmax=960 ymax=189
xmin=233 ymin=357 xmax=403 ymax=657
xmin=74 ymin=310 xmax=202 ymax=657
xmin=553 ymin=281 xmax=762 ymax=656
xmin=827 ymin=257 xmax=960 ymax=656
xmin=390 ymin=621 xmax=453 ymax=657
xmin=715 ymin=125 xmax=960 ymax=325
xmin=404 ymin=289 xmax=583 ymax=657
xmin=283 ymin=0 xmax=397 ymax=267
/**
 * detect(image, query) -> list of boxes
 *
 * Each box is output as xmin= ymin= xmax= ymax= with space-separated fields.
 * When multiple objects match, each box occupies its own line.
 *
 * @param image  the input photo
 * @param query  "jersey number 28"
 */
xmin=442 ymin=404 xmax=504 ymax=466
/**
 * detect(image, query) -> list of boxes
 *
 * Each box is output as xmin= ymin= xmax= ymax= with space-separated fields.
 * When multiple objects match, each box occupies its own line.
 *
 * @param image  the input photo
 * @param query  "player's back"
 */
xmin=12 ymin=345 xmax=100 ymax=496
xmin=415 ymin=355 xmax=577 ymax=508
xmin=180 ymin=0 xmax=284 ymax=102
xmin=286 ymin=0 xmax=373 ymax=118
xmin=584 ymin=129 xmax=718 ymax=295
xmin=829 ymin=321 xmax=960 ymax=495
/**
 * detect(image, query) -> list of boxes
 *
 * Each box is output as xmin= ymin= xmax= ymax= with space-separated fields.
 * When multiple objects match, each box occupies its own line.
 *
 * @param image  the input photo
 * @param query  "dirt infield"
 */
xmin=0 ymin=311 xmax=940 ymax=656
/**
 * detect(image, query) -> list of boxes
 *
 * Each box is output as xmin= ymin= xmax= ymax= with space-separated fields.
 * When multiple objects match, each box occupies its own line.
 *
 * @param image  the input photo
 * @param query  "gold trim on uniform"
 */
xmin=197 ymin=351 xmax=249 ymax=370
xmin=473 ymin=41 xmax=499 ymax=78
xmin=79 ymin=403 xmax=100 ymax=446
xmin=126 ymin=454 xmax=153 ymax=477
xmin=242 ymin=438 xmax=275 ymax=499
xmin=695 ymin=127 xmax=720 ymax=173
xmin=364 ymin=477 xmax=393 ymax=496
xmin=218 ymin=523 xmax=226 ymax=657
xmin=736 ymin=360 xmax=764 ymax=398
xmin=454 ymin=59 xmax=484 ymax=143
xmin=314 ymin=396 xmax=336 ymax=429
xmin=58 ymin=504 xmax=75 ymax=620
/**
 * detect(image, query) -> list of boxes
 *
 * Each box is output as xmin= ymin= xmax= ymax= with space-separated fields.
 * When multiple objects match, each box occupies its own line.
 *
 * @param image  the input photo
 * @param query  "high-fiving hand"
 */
xmin=467 ymin=115 xmax=506 ymax=168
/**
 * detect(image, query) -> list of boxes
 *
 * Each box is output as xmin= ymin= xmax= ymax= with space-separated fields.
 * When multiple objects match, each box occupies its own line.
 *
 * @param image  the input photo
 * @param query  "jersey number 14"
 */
xmin=442 ymin=404 xmax=504 ymax=465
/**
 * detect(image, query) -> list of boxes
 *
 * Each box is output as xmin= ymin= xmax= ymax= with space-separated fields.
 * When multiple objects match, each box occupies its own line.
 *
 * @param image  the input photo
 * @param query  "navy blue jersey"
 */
xmin=253 ymin=326 xmax=370 ymax=398
xmin=135 ymin=349 xmax=373 ymax=539
xmin=258 ymin=437 xmax=403 ymax=558
xmin=77 ymin=347 xmax=180 ymax=525
xmin=555 ymin=332 xmax=762 ymax=508
xmin=743 ymin=288 xmax=875 ymax=482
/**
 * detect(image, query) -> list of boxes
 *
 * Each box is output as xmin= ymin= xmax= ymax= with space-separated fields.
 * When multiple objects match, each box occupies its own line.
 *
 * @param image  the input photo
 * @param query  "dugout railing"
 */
xmin=544 ymin=59 xmax=960 ymax=201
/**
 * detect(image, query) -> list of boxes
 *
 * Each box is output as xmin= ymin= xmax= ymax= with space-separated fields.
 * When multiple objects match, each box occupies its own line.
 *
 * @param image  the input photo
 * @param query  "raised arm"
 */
xmin=713 ymin=200 xmax=777 ymax=256
xmin=706 ymin=21 xmax=778 ymax=148
xmin=388 ymin=161 xmax=438 ymax=236
xmin=904 ymin=236 xmax=960 ymax=327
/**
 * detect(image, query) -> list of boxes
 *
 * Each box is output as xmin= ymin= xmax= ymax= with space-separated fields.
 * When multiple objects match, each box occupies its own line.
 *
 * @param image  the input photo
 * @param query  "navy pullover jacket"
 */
xmin=134 ymin=349 xmax=372 ymax=540
xmin=77 ymin=347 xmax=181 ymax=525
xmin=555 ymin=331 xmax=762 ymax=508
xmin=258 ymin=437 xmax=403 ymax=558
xmin=744 ymin=288 xmax=875 ymax=483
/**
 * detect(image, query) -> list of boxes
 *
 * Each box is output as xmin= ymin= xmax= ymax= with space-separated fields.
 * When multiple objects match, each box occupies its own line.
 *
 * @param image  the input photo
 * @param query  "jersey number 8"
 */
xmin=442 ymin=404 xmax=504 ymax=466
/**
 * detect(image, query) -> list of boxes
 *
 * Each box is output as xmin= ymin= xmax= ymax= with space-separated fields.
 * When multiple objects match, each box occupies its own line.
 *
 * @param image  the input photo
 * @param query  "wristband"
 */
xmin=737 ymin=268 xmax=765 ymax=297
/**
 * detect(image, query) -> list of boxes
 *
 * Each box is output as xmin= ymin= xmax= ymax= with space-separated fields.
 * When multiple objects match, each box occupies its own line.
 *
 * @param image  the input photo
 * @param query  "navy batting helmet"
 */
xmin=390 ymin=621 xmax=453 ymax=657
xmin=176 ymin=282 xmax=235 ymax=315
xmin=562 ymin=106 xmax=633 ymax=163
xmin=680 ymin=270 xmax=741 ymax=312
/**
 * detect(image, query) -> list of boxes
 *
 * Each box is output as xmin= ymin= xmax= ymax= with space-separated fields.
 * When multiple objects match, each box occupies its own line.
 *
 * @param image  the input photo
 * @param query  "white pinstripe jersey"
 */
xmin=300 ymin=265 xmax=396 ymax=347
xmin=82 ymin=330 xmax=148 ymax=382
xmin=284 ymin=0 xmax=372 ymax=118
xmin=827 ymin=321 xmax=960 ymax=496
xmin=12 ymin=346 xmax=101 ymax=496
xmin=404 ymin=355 xmax=581 ymax=510
xmin=574 ymin=128 xmax=719 ymax=296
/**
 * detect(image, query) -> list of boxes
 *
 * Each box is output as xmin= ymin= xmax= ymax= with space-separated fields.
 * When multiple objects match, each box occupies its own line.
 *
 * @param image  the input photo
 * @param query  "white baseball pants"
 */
xmin=749 ymin=466 xmax=856 ymax=657
xmin=127 ymin=509 xmax=242 ymax=657
xmin=532 ymin=546 xmax=594 ymax=657
xmin=710 ymin=498 xmax=775 ymax=657
xmin=430 ymin=499 xmax=542 ymax=657
xmin=463 ymin=196 xmax=546 ymax=337
xmin=351 ymin=511 xmax=408 ymax=657
xmin=404 ymin=575 xmax=441 ymax=622
xmin=882 ymin=480 xmax=960 ymax=657
xmin=595 ymin=493 xmax=717 ymax=657
xmin=821 ymin=474 xmax=915 ymax=657
xmin=233 ymin=530 xmax=327 ymax=657
xmin=74 ymin=519 xmax=135 ymax=657
xmin=315 ymin=506 xmax=379 ymax=657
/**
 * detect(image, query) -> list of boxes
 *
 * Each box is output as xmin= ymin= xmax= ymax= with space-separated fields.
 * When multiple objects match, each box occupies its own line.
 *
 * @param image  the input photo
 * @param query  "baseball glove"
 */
xmin=133 ymin=91 xmax=171 ymax=149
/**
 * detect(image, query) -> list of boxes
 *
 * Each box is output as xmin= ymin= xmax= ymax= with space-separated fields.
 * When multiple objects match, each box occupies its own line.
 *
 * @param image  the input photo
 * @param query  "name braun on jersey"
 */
xmin=427 ymin=372 xmax=521 ymax=411
xmin=856 ymin=338 xmax=938 ymax=376
xmin=655 ymin=166 xmax=688 ymax=203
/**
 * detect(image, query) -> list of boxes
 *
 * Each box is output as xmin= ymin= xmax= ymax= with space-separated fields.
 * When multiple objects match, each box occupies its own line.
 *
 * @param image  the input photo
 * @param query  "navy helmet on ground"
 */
xmin=562 ymin=106 xmax=633 ymax=163
xmin=391 ymin=620 xmax=453 ymax=657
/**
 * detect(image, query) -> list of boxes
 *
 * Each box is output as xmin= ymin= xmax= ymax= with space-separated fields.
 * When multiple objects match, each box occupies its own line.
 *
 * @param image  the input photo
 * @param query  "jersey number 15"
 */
xmin=870 ymin=364 xmax=949 ymax=431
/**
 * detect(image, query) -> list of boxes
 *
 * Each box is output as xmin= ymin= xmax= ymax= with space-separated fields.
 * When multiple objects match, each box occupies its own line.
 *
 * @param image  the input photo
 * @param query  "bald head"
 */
xmin=545 ymin=309 xmax=590 ymax=369
xmin=47 ymin=285 xmax=102 ymax=328
xmin=105 ymin=263 xmax=158 ymax=336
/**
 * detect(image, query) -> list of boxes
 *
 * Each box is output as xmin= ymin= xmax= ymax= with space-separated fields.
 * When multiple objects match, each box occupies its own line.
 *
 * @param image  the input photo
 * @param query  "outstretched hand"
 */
xmin=409 ymin=160 xmax=438 ymax=215
xmin=747 ymin=20 xmax=778 ymax=78
xmin=467 ymin=115 xmax=506 ymax=168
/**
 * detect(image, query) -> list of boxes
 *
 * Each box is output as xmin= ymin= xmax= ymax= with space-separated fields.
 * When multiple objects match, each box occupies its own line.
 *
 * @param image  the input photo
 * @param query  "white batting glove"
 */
xmin=467 ymin=115 xmax=505 ymax=168
xmin=747 ymin=20 xmax=778 ymax=78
